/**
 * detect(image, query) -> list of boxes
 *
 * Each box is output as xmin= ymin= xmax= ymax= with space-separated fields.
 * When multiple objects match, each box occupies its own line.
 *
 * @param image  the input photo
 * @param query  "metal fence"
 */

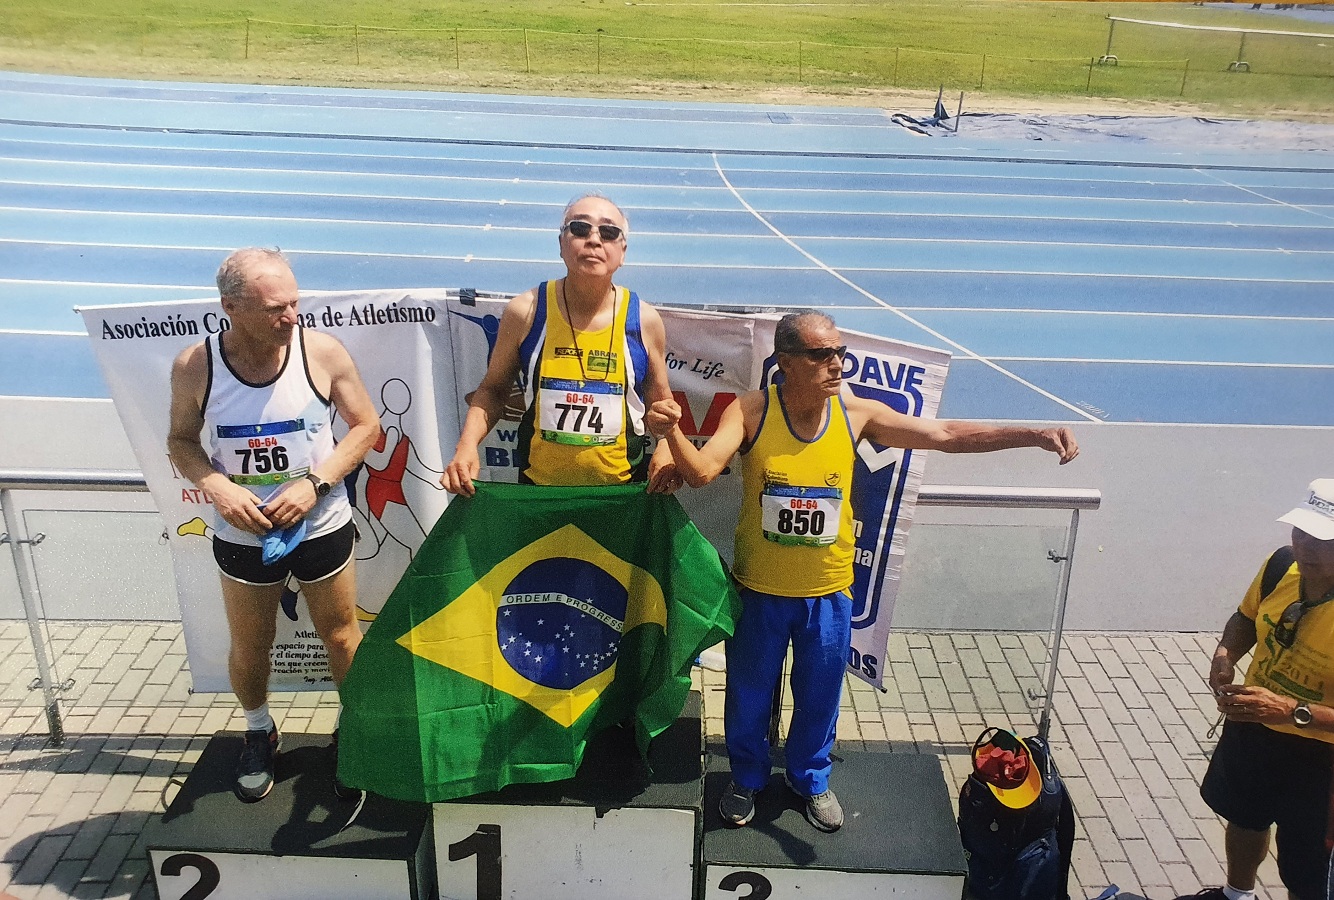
xmin=1 ymin=469 xmax=1099 ymax=746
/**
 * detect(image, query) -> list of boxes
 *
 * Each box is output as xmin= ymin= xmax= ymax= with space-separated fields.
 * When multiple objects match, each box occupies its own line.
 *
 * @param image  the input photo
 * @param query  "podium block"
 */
xmin=701 ymin=750 xmax=966 ymax=900
xmin=145 ymin=732 xmax=433 ymax=900
xmin=434 ymin=691 xmax=703 ymax=900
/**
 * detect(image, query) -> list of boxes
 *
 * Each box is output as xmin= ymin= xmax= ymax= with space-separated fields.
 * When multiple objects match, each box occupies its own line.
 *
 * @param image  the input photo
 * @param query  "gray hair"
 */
xmin=216 ymin=247 xmax=289 ymax=301
xmin=562 ymin=193 xmax=630 ymax=235
xmin=774 ymin=312 xmax=836 ymax=354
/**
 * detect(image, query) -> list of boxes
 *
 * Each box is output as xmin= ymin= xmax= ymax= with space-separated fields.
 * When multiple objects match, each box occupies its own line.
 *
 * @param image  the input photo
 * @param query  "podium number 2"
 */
xmin=449 ymin=824 xmax=503 ymax=899
xmin=159 ymin=853 xmax=221 ymax=900
xmin=719 ymin=871 xmax=773 ymax=899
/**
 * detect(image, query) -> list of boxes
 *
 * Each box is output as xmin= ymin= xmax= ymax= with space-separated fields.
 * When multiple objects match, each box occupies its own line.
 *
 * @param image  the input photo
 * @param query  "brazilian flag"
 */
xmin=337 ymin=482 xmax=741 ymax=802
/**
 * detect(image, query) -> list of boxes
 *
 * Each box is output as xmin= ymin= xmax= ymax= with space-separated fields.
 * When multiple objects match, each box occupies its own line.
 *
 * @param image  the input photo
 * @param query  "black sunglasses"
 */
xmin=783 ymin=345 xmax=848 ymax=363
xmin=561 ymin=220 xmax=624 ymax=242
xmin=1273 ymin=600 xmax=1307 ymax=649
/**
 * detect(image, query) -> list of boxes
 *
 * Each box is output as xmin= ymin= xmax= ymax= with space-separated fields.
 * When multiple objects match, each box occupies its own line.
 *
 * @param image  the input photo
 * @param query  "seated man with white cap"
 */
xmin=1178 ymin=479 xmax=1334 ymax=900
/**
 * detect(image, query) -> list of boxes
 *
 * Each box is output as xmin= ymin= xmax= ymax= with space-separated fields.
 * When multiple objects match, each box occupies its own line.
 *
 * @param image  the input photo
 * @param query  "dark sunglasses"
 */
xmin=1273 ymin=600 xmax=1308 ymax=649
xmin=561 ymin=220 xmax=624 ymax=242
xmin=784 ymin=345 xmax=848 ymax=363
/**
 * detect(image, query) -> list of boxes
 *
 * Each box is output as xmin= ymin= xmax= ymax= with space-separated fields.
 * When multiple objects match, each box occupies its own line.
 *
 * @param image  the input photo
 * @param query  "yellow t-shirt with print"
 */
xmin=1240 ymin=551 xmax=1334 ymax=743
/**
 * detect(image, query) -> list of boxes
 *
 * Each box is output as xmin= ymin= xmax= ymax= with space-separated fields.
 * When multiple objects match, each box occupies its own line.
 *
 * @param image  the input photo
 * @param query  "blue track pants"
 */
xmin=723 ymin=586 xmax=852 ymax=797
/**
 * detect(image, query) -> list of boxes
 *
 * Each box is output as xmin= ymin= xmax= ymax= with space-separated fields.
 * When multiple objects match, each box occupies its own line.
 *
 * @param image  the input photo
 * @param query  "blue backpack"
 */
xmin=958 ymin=731 xmax=1075 ymax=900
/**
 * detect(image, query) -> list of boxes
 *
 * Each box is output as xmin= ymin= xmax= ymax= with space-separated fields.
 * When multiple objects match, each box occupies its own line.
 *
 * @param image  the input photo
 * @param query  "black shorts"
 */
xmin=213 ymin=519 xmax=357 ymax=586
xmin=1201 ymin=718 xmax=1333 ymax=899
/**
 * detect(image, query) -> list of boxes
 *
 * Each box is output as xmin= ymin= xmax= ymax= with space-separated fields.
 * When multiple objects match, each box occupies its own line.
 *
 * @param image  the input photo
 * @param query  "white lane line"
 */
xmin=9 ymin=205 xmax=1334 ymax=259
xmin=7 ymin=156 xmax=1331 ymax=215
xmin=3 ymin=237 xmax=1332 ymax=283
xmin=1201 ymin=170 xmax=1334 ymax=224
xmin=3 ymin=177 xmax=1330 ymax=234
xmin=0 ymin=177 xmax=565 ymax=206
xmin=885 ymin=306 xmax=1334 ymax=322
xmin=0 ymin=328 xmax=86 ymax=336
xmin=9 ymin=134 xmax=1314 ymax=190
xmin=0 ymin=154 xmax=732 ymax=191
xmin=981 ymin=358 xmax=1334 ymax=368
xmin=710 ymin=152 xmax=1101 ymax=423
xmin=0 ymin=205 xmax=559 ymax=234
xmin=0 ymin=278 xmax=207 ymax=290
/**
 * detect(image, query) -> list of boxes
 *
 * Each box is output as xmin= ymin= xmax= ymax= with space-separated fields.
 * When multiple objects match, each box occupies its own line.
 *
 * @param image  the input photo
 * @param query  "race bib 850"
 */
xmin=760 ymin=484 xmax=841 ymax=546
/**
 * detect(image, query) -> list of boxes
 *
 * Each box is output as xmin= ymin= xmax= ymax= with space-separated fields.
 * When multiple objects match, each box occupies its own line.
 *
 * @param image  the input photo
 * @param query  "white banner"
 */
xmin=82 ymin=290 xmax=948 ymax=692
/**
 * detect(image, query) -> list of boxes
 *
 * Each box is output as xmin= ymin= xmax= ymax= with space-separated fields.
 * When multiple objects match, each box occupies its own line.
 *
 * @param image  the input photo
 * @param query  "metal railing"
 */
xmin=1 ymin=469 xmax=150 ymax=745
xmin=919 ymin=485 xmax=1101 ymax=738
xmin=1 ymin=470 xmax=1100 ymax=745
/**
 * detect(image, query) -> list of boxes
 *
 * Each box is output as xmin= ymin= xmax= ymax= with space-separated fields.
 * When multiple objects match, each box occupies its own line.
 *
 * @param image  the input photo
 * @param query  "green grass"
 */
xmin=2 ymin=0 xmax=1331 ymax=117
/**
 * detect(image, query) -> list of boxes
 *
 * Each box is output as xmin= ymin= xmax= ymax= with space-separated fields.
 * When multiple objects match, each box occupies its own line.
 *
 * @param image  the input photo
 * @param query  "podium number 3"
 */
xmin=159 ymin=853 xmax=221 ymax=900
xmin=719 ymin=871 xmax=773 ymax=899
xmin=449 ymin=824 xmax=503 ymax=899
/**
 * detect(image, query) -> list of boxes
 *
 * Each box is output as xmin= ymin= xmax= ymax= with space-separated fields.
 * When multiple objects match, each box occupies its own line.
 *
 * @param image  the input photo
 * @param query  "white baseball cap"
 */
xmin=1278 ymin=479 xmax=1334 ymax=541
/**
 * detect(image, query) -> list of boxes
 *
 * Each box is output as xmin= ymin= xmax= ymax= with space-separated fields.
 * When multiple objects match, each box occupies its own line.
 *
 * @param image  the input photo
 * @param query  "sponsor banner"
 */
xmin=833 ymin=332 xmax=948 ymax=684
xmin=83 ymin=290 xmax=948 ymax=691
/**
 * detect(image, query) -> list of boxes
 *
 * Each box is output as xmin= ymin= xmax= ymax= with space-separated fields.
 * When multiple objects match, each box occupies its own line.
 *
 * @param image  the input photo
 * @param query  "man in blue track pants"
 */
xmin=648 ymin=311 xmax=1078 ymax=832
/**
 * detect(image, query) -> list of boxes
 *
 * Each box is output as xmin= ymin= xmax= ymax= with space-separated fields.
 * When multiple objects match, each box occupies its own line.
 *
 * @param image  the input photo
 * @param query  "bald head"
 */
xmin=216 ymin=248 xmax=291 ymax=303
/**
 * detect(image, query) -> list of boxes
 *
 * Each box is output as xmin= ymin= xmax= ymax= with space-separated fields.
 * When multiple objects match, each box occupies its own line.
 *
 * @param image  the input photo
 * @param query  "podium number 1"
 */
xmin=159 ymin=853 xmax=221 ymax=900
xmin=449 ymin=824 xmax=503 ymax=899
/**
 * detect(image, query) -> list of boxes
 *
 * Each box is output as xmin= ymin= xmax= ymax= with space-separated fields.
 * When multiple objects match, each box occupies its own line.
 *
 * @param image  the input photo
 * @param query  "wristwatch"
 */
xmin=1292 ymin=702 xmax=1313 ymax=728
xmin=304 ymin=472 xmax=332 ymax=498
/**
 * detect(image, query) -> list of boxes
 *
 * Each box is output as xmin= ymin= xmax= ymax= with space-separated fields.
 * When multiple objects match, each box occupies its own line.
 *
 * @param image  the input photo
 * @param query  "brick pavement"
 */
xmin=0 ymin=621 xmax=1281 ymax=899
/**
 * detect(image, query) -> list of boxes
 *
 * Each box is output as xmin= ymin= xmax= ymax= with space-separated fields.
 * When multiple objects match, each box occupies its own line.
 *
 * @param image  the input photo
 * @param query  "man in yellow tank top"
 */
xmin=443 ymin=194 xmax=679 ymax=493
xmin=649 ymin=312 xmax=1078 ymax=832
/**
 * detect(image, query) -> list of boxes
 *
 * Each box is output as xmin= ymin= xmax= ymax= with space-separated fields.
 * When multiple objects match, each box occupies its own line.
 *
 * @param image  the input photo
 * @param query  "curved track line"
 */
xmin=711 ymin=152 xmax=1102 ymax=423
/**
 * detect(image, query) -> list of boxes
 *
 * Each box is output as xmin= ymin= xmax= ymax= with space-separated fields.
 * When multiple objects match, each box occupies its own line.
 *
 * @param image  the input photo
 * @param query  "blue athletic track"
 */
xmin=1 ymin=71 xmax=1331 ymax=426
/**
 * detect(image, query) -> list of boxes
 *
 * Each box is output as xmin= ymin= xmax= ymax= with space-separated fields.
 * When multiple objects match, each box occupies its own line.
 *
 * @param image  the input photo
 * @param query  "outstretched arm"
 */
xmin=851 ymin=397 xmax=1079 ymax=464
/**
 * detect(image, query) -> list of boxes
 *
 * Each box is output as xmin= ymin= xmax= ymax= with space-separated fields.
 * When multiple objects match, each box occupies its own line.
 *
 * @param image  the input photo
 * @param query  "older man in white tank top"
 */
xmin=168 ymin=248 xmax=380 ymax=803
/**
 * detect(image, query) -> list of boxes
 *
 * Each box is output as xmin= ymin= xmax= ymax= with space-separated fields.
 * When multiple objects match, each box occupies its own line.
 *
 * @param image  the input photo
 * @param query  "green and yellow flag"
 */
xmin=337 ymin=482 xmax=741 ymax=802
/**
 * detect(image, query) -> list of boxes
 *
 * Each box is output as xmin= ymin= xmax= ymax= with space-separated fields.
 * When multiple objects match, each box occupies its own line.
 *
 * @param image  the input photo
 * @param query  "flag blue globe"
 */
xmin=496 ymin=557 xmax=629 ymax=689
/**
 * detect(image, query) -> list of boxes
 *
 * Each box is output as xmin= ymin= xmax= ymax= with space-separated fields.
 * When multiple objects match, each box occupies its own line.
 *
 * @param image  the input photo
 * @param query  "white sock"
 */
xmin=243 ymin=704 xmax=275 ymax=734
xmin=1222 ymin=884 xmax=1255 ymax=900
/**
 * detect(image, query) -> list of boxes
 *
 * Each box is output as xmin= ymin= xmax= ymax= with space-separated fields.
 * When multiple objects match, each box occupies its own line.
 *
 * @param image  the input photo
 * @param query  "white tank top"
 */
xmin=202 ymin=327 xmax=350 ymax=547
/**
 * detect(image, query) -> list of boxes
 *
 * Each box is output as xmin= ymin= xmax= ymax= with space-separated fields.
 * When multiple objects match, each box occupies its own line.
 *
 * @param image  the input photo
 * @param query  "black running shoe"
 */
xmin=331 ymin=728 xmax=363 ymax=802
xmin=235 ymin=727 xmax=280 ymax=803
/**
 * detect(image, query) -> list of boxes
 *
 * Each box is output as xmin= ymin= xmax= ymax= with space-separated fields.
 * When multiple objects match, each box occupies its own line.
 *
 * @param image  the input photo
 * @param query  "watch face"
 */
xmin=1294 ymin=704 xmax=1313 ymax=727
